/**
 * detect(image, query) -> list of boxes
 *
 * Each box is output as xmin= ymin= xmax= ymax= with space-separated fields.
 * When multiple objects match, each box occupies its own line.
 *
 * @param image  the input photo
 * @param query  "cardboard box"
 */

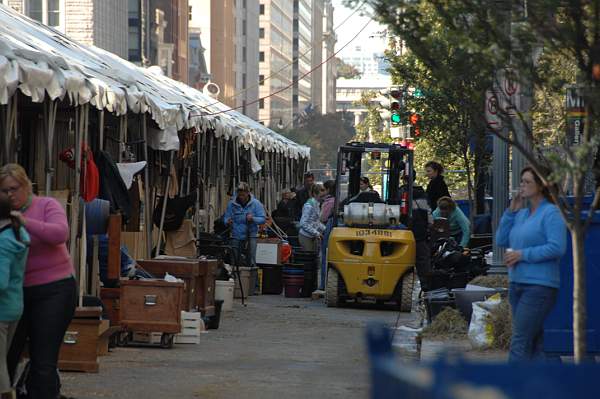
xmin=256 ymin=240 xmax=282 ymax=265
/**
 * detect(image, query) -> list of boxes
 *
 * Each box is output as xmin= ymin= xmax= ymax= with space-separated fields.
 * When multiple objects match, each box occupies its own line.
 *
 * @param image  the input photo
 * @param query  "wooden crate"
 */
xmin=119 ymin=279 xmax=184 ymax=334
xmin=58 ymin=307 xmax=106 ymax=373
xmin=137 ymin=258 xmax=218 ymax=316
xmin=175 ymin=311 xmax=203 ymax=344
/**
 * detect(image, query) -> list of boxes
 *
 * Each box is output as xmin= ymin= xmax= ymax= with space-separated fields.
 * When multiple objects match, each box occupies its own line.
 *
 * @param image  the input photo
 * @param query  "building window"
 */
xmin=259 ymin=51 xmax=264 ymax=62
xmin=259 ymin=4 xmax=264 ymax=15
xmin=242 ymin=20 xmax=246 ymax=35
xmin=128 ymin=0 xmax=141 ymax=61
xmin=259 ymin=99 xmax=265 ymax=109
xmin=27 ymin=0 xmax=63 ymax=30
xmin=242 ymin=73 xmax=247 ymax=89
xmin=259 ymin=75 xmax=264 ymax=85
xmin=242 ymin=46 xmax=247 ymax=62
xmin=243 ymin=0 xmax=246 ymax=9
xmin=259 ymin=28 xmax=265 ymax=39
xmin=188 ymin=5 xmax=192 ymax=21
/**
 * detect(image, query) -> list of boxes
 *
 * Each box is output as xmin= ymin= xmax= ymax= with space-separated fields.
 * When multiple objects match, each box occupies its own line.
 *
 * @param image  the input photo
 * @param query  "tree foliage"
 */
xmin=345 ymin=0 xmax=600 ymax=362
xmin=280 ymin=112 xmax=355 ymax=169
xmin=336 ymin=57 xmax=362 ymax=79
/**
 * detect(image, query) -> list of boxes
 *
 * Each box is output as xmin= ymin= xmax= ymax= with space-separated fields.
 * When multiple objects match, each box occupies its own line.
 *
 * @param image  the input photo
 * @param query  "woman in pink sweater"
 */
xmin=1 ymin=164 xmax=76 ymax=399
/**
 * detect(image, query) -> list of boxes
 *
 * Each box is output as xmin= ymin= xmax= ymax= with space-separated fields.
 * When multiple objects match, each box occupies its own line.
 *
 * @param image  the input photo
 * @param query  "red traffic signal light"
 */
xmin=390 ymin=88 xmax=402 ymax=99
xmin=409 ymin=113 xmax=421 ymax=137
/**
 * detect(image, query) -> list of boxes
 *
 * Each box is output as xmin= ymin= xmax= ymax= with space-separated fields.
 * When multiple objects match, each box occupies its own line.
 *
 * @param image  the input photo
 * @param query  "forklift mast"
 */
xmin=333 ymin=142 xmax=414 ymax=227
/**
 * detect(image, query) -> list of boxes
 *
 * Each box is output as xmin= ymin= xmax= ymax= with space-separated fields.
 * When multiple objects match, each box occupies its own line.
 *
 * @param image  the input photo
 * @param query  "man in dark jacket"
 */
xmin=293 ymin=172 xmax=314 ymax=220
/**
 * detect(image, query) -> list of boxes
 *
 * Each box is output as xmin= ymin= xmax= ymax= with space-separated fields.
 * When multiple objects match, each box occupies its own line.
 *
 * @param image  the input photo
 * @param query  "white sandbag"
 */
xmin=468 ymin=293 xmax=502 ymax=349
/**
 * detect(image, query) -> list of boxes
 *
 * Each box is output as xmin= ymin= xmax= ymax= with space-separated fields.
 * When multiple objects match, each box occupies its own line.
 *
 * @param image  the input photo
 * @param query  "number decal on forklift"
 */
xmin=355 ymin=229 xmax=392 ymax=237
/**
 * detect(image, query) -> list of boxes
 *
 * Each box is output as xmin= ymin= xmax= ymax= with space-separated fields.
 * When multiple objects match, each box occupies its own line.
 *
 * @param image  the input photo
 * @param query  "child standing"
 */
xmin=0 ymin=195 xmax=29 ymax=399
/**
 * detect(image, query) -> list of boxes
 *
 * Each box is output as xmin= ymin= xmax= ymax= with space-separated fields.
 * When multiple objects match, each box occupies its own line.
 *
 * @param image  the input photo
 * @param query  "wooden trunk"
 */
xmin=119 ymin=279 xmax=184 ymax=333
xmin=58 ymin=307 xmax=106 ymax=373
xmin=137 ymin=258 xmax=217 ymax=316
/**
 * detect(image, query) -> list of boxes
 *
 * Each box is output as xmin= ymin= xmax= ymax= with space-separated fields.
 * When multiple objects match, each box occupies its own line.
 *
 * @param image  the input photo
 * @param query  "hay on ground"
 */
xmin=469 ymin=275 xmax=509 ymax=289
xmin=486 ymin=299 xmax=512 ymax=350
xmin=422 ymin=307 xmax=468 ymax=339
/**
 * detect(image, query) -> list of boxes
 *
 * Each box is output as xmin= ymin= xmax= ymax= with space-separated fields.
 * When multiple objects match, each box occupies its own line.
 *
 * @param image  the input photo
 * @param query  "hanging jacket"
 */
xmin=223 ymin=195 xmax=266 ymax=240
xmin=0 ymin=222 xmax=30 ymax=321
xmin=59 ymin=145 xmax=100 ymax=202
xmin=95 ymin=150 xmax=132 ymax=222
xmin=299 ymin=198 xmax=326 ymax=238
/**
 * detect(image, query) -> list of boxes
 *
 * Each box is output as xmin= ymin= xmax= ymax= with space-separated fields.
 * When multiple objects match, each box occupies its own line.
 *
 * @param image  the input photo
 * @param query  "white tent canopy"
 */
xmin=0 ymin=4 xmax=309 ymax=159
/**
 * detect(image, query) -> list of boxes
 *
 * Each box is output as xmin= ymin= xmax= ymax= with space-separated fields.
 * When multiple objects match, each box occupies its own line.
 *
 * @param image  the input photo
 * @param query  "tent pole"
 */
xmin=141 ymin=113 xmax=152 ymax=259
xmin=155 ymin=150 xmax=174 ymax=258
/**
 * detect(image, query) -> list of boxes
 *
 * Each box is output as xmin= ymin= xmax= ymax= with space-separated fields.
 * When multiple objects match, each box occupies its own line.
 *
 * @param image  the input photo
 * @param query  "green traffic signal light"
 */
xmin=391 ymin=112 xmax=401 ymax=125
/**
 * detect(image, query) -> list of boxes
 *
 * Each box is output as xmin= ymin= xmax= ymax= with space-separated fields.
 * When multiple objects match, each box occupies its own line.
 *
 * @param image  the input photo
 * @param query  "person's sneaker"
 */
xmin=311 ymin=290 xmax=325 ymax=299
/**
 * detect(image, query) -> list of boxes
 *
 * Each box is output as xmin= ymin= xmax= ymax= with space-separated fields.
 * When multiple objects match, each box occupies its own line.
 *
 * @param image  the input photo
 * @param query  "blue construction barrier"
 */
xmin=544 ymin=210 xmax=600 ymax=355
xmin=367 ymin=324 xmax=600 ymax=399
xmin=455 ymin=198 xmax=493 ymax=219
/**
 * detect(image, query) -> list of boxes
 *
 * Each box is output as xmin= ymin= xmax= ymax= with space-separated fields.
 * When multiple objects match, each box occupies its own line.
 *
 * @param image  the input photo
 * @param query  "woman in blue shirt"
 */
xmin=496 ymin=166 xmax=567 ymax=361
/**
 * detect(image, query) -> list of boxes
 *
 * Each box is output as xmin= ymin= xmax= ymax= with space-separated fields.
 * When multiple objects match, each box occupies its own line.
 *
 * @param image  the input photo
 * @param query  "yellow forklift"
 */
xmin=326 ymin=142 xmax=416 ymax=311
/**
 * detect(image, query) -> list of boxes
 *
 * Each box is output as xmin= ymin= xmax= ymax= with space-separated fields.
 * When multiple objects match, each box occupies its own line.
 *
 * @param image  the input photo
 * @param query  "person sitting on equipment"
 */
xmin=348 ymin=176 xmax=383 ymax=204
xmin=432 ymin=197 xmax=471 ymax=248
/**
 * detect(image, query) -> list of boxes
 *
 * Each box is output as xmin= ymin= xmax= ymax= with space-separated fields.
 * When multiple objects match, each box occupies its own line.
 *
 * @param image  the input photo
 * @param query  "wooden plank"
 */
xmin=107 ymin=214 xmax=122 ymax=281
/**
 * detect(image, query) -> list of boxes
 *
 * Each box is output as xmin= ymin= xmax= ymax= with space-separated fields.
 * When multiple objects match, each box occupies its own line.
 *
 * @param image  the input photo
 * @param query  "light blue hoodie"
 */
xmin=223 ymin=195 xmax=266 ymax=240
xmin=0 ymin=222 xmax=30 ymax=321
xmin=495 ymin=199 xmax=567 ymax=288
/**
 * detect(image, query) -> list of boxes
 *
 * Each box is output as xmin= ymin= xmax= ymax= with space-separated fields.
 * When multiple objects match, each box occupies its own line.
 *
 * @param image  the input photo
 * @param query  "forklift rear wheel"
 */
xmin=398 ymin=269 xmax=415 ymax=313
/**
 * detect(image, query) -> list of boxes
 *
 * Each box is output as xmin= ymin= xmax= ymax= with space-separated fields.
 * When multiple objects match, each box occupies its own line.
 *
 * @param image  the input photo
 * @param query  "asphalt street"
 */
xmin=62 ymin=295 xmax=413 ymax=399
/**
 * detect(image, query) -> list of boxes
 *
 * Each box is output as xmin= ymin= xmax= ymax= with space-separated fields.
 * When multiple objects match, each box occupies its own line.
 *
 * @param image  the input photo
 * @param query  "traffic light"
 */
xmin=409 ymin=113 xmax=421 ymax=137
xmin=389 ymin=86 xmax=402 ymax=127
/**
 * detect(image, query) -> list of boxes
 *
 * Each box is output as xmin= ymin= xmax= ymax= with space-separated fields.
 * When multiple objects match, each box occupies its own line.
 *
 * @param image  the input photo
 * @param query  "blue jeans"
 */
xmin=508 ymin=282 xmax=558 ymax=362
xmin=229 ymin=238 xmax=257 ymax=268
xmin=320 ymin=218 xmax=334 ymax=290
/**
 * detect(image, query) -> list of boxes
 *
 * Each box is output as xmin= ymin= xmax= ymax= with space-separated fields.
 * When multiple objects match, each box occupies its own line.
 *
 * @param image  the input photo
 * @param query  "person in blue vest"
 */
xmin=223 ymin=182 xmax=266 ymax=268
xmin=496 ymin=166 xmax=567 ymax=361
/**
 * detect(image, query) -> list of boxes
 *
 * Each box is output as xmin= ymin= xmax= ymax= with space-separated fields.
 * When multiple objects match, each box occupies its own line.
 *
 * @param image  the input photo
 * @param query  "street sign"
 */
xmin=485 ymin=89 xmax=503 ymax=132
xmin=495 ymin=68 xmax=521 ymax=117
xmin=566 ymin=86 xmax=586 ymax=145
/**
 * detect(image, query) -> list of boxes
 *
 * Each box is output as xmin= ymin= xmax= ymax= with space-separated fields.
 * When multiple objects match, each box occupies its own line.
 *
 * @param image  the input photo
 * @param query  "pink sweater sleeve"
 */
xmin=25 ymin=199 xmax=70 ymax=245
xmin=320 ymin=198 xmax=334 ymax=223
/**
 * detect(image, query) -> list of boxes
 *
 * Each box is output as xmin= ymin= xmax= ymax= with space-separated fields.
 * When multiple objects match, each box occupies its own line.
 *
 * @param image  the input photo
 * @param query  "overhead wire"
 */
xmin=201 ymin=0 xmax=368 ymax=109
xmin=192 ymin=17 xmax=372 ymax=117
